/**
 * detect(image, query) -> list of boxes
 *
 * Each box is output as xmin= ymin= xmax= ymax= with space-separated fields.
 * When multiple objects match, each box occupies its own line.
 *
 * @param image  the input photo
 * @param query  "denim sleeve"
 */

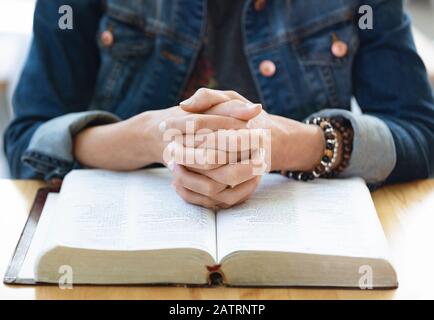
xmin=309 ymin=109 xmax=396 ymax=184
xmin=350 ymin=0 xmax=434 ymax=184
xmin=22 ymin=111 xmax=120 ymax=180
xmin=3 ymin=0 xmax=103 ymax=179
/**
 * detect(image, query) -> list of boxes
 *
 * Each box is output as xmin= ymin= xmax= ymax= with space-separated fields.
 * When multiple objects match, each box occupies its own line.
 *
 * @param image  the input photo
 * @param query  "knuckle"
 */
xmin=225 ymin=90 xmax=245 ymax=101
xmin=200 ymin=199 xmax=215 ymax=210
xmin=225 ymin=195 xmax=238 ymax=206
xmin=238 ymin=196 xmax=250 ymax=206
xmin=196 ymin=87 xmax=211 ymax=97
xmin=229 ymin=177 xmax=239 ymax=187
xmin=217 ymin=171 xmax=231 ymax=186
xmin=226 ymin=166 xmax=241 ymax=186
xmin=222 ymin=175 xmax=236 ymax=187
xmin=175 ymin=186 xmax=186 ymax=199
xmin=204 ymin=185 xmax=213 ymax=197
xmin=225 ymin=90 xmax=237 ymax=97
xmin=234 ymin=99 xmax=246 ymax=107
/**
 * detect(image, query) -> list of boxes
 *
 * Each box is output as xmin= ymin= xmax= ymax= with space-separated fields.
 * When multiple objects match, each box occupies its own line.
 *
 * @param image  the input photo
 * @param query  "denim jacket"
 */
xmin=4 ymin=0 xmax=434 ymax=184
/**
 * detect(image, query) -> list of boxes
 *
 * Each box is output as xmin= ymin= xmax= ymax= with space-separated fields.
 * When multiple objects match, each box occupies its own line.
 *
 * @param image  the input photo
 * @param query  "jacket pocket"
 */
xmin=293 ymin=12 xmax=359 ymax=109
xmin=98 ymin=10 xmax=155 ymax=58
xmin=92 ymin=8 xmax=155 ymax=111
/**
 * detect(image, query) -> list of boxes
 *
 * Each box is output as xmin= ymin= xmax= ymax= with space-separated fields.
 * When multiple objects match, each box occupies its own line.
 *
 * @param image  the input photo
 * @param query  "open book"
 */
xmin=13 ymin=169 xmax=397 ymax=288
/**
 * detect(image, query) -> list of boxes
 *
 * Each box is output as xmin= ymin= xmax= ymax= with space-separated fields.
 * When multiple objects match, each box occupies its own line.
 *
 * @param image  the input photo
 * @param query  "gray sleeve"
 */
xmin=309 ymin=109 xmax=397 ymax=184
xmin=22 ymin=111 xmax=120 ymax=179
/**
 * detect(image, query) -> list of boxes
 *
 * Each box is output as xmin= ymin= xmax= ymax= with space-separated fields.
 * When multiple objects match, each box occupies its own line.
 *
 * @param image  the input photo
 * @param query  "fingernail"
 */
xmin=159 ymin=121 xmax=166 ymax=132
xmin=180 ymin=97 xmax=194 ymax=106
xmin=246 ymin=103 xmax=262 ymax=110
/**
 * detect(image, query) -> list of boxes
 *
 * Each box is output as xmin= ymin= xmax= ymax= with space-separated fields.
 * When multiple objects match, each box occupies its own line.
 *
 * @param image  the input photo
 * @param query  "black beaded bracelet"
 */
xmin=329 ymin=117 xmax=354 ymax=175
xmin=283 ymin=117 xmax=340 ymax=181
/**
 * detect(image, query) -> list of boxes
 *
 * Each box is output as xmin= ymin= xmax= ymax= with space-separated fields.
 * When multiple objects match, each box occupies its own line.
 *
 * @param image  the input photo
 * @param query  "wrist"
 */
xmin=73 ymin=111 xmax=163 ymax=170
xmin=268 ymin=116 xmax=323 ymax=171
xmin=297 ymin=124 xmax=326 ymax=171
xmin=73 ymin=123 xmax=119 ymax=168
xmin=130 ymin=110 xmax=166 ymax=165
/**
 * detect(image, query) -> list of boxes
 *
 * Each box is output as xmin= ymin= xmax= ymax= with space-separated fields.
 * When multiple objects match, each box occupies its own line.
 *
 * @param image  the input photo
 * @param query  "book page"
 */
xmin=216 ymin=174 xmax=389 ymax=262
xmin=50 ymin=169 xmax=216 ymax=259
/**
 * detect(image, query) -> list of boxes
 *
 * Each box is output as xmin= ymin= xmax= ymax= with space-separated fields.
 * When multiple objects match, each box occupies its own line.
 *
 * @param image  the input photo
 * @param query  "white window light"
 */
xmin=0 ymin=0 xmax=36 ymax=35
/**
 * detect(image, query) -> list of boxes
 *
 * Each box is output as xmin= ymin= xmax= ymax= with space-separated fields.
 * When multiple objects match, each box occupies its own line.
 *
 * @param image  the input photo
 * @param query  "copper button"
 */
xmin=254 ymin=0 xmax=266 ymax=11
xmin=259 ymin=60 xmax=276 ymax=77
xmin=101 ymin=30 xmax=114 ymax=47
xmin=331 ymin=40 xmax=348 ymax=58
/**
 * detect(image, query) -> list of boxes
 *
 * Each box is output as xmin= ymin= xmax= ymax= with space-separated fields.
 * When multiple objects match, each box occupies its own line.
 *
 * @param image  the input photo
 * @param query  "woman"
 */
xmin=4 ymin=0 xmax=434 ymax=209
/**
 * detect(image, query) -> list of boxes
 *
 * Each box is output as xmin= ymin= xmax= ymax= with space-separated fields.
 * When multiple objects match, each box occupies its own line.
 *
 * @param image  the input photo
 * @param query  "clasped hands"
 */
xmin=160 ymin=88 xmax=325 ymax=209
xmin=161 ymin=89 xmax=269 ymax=209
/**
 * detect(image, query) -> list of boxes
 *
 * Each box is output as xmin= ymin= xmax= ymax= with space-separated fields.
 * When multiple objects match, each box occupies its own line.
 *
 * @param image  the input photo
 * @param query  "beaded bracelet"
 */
xmin=283 ymin=117 xmax=339 ymax=181
xmin=329 ymin=117 xmax=354 ymax=175
xmin=282 ymin=116 xmax=354 ymax=181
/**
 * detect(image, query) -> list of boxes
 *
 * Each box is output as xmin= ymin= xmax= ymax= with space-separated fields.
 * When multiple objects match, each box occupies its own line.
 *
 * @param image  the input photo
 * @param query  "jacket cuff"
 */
xmin=308 ymin=109 xmax=397 ymax=184
xmin=22 ymin=111 xmax=120 ymax=180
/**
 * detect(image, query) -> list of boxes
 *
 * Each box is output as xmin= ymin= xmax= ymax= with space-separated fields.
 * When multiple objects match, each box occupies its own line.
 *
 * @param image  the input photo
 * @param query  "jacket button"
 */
xmin=101 ymin=30 xmax=114 ymax=47
xmin=254 ymin=0 xmax=266 ymax=11
xmin=259 ymin=60 xmax=276 ymax=78
xmin=331 ymin=40 xmax=348 ymax=58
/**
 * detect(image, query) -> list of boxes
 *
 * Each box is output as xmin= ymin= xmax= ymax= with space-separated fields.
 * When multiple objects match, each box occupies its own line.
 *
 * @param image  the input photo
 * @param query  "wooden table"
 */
xmin=1 ymin=179 xmax=434 ymax=300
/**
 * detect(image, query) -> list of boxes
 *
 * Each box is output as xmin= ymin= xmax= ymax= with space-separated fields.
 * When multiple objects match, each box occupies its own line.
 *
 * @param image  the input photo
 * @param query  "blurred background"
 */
xmin=0 ymin=0 xmax=433 ymax=178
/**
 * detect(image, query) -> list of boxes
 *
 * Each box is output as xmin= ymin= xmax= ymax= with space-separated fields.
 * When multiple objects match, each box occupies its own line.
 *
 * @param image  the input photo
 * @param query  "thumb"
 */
xmin=179 ymin=89 xmax=231 ymax=113
xmin=180 ymin=88 xmax=254 ymax=113
xmin=205 ymin=100 xmax=262 ymax=121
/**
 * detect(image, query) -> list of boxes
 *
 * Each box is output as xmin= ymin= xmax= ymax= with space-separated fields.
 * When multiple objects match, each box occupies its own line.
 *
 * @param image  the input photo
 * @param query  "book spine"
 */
xmin=206 ymin=265 xmax=226 ymax=286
